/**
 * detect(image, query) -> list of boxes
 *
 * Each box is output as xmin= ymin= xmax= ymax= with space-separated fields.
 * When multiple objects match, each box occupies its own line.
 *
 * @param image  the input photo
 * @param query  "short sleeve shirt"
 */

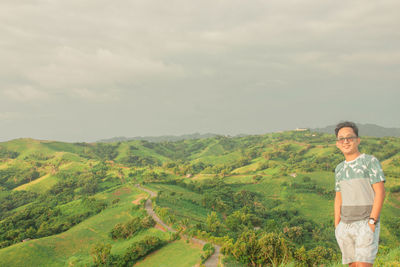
xmin=334 ymin=154 xmax=385 ymax=223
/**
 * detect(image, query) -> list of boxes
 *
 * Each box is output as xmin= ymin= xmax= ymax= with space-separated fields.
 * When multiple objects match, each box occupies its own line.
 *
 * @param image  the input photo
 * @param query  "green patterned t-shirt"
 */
xmin=335 ymin=154 xmax=385 ymax=223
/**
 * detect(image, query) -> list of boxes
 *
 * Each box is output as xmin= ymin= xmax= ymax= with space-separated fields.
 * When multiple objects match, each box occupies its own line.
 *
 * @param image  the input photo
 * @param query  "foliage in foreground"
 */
xmin=222 ymin=230 xmax=338 ymax=267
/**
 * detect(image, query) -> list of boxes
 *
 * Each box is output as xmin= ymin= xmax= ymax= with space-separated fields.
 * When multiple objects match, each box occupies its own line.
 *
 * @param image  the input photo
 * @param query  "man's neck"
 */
xmin=344 ymin=151 xmax=361 ymax=162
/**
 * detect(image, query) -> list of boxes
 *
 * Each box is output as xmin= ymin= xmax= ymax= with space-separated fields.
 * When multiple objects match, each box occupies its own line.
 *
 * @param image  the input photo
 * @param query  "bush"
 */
xmin=222 ymin=230 xmax=294 ymax=266
xmin=252 ymin=175 xmax=263 ymax=183
xmin=123 ymin=236 xmax=165 ymax=265
xmin=390 ymin=185 xmax=400 ymax=193
xmin=307 ymin=246 xmax=338 ymax=265
xmin=201 ymin=243 xmax=215 ymax=263
xmin=111 ymin=198 xmax=120 ymax=205
xmin=91 ymin=243 xmax=111 ymax=266
xmin=140 ymin=216 xmax=156 ymax=228
xmin=110 ymin=216 xmax=155 ymax=239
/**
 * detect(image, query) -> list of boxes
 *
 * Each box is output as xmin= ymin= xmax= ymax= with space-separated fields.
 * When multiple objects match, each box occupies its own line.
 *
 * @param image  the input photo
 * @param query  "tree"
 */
xmin=117 ymin=168 xmax=125 ymax=184
xmin=91 ymin=162 xmax=108 ymax=179
xmin=252 ymin=175 xmax=262 ymax=183
xmin=91 ymin=243 xmax=112 ymax=266
xmin=178 ymin=218 xmax=190 ymax=232
xmin=226 ymin=211 xmax=253 ymax=233
xmin=123 ymin=236 xmax=164 ymax=265
xmin=283 ymin=226 xmax=304 ymax=243
xmin=222 ymin=230 xmax=293 ymax=266
xmin=206 ymin=212 xmax=222 ymax=235
xmin=307 ymin=246 xmax=337 ymax=265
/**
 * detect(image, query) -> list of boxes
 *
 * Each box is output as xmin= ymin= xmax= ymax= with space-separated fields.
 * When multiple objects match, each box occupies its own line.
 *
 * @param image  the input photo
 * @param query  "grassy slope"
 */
xmin=145 ymin=183 xmax=210 ymax=224
xmin=0 ymin=184 xmax=171 ymax=267
xmin=13 ymin=174 xmax=59 ymax=192
xmin=134 ymin=239 xmax=202 ymax=267
xmin=1 ymin=132 xmax=400 ymax=266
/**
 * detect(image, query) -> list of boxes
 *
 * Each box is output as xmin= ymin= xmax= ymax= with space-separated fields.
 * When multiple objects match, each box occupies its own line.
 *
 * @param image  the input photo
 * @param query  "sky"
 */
xmin=1 ymin=0 xmax=399 ymax=142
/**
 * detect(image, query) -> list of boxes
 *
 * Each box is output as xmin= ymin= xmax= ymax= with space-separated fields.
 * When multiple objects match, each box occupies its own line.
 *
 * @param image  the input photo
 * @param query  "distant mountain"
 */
xmin=97 ymin=124 xmax=400 ymax=143
xmin=97 ymin=132 xmax=220 ymax=143
xmin=311 ymin=123 xmax=400 ymax=137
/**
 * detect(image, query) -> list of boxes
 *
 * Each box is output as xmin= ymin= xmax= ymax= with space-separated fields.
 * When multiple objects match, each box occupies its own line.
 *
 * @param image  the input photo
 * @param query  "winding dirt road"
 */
xmin=136 ymin=184 xmax=221 ymax=267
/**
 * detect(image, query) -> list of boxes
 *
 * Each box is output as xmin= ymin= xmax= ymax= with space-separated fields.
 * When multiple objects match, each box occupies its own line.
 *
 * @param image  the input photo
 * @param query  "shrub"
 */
xmin=91 ymin=243 xmax=111 ymax=266
xmin=222 ymin=230 xmax=294 ymax=266
xmin=390 ymin=185 xmax=400 ymax=193
xmin=123 ymin=236 xmax=165 ymax=265
xmin=201 ymin=243 xmax=215 ymax=263
xmin=110 ymin=216 xmax=155 ymax=239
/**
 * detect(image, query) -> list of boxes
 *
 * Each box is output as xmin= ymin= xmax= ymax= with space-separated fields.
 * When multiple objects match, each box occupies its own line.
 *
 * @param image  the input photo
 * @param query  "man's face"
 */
xmin=336 ymin=127 xmax=360 ymax=156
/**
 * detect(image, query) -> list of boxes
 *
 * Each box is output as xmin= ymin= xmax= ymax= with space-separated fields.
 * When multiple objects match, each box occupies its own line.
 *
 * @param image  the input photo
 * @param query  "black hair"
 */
xmin=335 ymin=121 xmax=359 ymax=137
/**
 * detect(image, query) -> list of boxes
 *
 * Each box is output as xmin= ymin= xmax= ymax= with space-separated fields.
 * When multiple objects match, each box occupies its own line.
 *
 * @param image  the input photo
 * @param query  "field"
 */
xmin=0 ymin=185 xmax=174 ymax=266
xmin=134 ymin=239 xmax=203 ymax=267
xmin=1 ymin=131 xmax=400 ymax=266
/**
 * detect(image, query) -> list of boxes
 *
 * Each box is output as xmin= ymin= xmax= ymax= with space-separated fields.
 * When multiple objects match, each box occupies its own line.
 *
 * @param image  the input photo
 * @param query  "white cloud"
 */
xmin=0 ymin=111 xmax=21 ymax=120
xmin=2 ymin=85 xmax=49 ymax=102
xmin=24 ymin=46 xmax=185 ymax=97
xmin=0 ymin=0 xmax=399 ymax=140
xmin=69 ymin=88 xmax=118 ymax=102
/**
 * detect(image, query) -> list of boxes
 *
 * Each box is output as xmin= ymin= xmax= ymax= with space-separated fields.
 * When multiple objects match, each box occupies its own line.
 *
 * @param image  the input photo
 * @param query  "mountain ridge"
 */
xmin=2 ymin=123 xmax=399 ymax=144
xmin=311 ymin=123 xmax=400 ymax=137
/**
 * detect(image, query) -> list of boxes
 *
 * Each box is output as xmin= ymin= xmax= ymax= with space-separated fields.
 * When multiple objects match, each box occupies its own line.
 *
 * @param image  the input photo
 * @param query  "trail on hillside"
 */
xmin=135 ymin=184 xmax=221 ymax=267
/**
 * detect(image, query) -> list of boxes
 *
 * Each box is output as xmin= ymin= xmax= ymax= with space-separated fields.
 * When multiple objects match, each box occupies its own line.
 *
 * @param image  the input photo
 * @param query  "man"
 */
xmin=334 ymin=121 xmax=385 ymax=266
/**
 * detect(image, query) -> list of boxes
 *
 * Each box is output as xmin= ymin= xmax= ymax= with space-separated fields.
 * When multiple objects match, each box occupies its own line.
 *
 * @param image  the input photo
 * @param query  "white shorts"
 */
xmin=335 ymin=219 xmax=380 ymax=264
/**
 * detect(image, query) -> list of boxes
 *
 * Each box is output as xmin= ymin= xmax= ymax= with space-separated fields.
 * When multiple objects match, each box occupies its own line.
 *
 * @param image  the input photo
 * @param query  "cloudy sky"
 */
xmin=1 ymin=0 xmax=399 ymax=142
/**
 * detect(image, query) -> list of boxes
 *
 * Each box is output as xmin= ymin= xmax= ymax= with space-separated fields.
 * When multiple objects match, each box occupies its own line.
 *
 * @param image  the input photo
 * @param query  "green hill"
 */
xmin=0 ymin=185 xmax=174 ymax=266
xmin=0 ymin=131 xmax=399 ymax=266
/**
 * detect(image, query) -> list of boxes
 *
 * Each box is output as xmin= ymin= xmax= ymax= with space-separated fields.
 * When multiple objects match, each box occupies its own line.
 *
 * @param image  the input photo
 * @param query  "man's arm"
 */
xmin=369 ymin=181 xmax=385 ymax=231
xmin=334 ymin=191 xmax=342 ymax=228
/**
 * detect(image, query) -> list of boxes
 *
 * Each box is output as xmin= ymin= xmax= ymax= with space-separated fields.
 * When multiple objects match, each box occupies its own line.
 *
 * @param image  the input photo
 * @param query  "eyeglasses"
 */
xmin=337 ymin=136 xmax=358 ymax=143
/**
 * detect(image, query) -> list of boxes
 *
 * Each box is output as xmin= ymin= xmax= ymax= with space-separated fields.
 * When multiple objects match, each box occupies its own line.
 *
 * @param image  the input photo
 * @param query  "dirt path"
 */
xmin=135 ymin=184 xmax=221 ymax=267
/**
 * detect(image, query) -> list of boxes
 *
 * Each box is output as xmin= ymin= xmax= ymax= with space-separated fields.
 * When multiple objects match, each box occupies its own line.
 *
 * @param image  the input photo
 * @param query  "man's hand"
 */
xmin=368 ymin=181 xmax=385 ymax=233
xmin=334 ymin=192 xmax=342 ymax=229
xmin=368 ymin=222 xmax=376 ymax=233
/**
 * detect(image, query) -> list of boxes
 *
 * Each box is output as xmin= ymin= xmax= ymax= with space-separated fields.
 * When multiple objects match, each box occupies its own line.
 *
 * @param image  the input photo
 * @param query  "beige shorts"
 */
xmin=335 ymin=219 xmax=380 ymax=264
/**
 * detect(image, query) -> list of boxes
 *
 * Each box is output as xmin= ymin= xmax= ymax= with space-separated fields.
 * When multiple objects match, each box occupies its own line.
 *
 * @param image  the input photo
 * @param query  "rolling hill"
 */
xmin=0 ymin=130 xmax=399 ymax=266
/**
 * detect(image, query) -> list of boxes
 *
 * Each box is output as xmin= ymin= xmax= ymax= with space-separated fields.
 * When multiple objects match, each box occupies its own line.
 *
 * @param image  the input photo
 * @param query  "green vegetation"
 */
xmin=0 ymin=185 xmax=171 ymax=267
xmin=110 ymin=215 xmax=155 ymax=239
xmin=0 ymin=130 xmax=399 ymax=266
xmin=201 ymin=242 xmax=215 ymax=263
xmin=134 ymin=239 xmax=203 ymax=267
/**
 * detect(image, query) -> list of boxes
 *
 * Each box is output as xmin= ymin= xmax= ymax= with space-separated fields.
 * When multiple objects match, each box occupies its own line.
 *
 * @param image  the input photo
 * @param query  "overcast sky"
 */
xmin=1 ymin=0 xmax=399 ymax=142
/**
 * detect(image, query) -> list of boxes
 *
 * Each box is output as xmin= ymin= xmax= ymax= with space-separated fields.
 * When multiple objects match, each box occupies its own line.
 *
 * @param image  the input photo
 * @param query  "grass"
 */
xmin=191 ymin=173 xmax=216 ymax=181
xmin=380 ymin=197 xmax=400 ymax=247
xmin=126 ymin=141 xmax=171 ymax=163
xmin=145 ymin=183 xmax=210 ymax=223
xmin=145 ymin=183 xmax=204 ymax=202
xmin=134 ymin=239 xmax=203 ymax=267
xmin=57 ymin=198 xmax=92 ymax=216
xmin=292 ymin=190 xmax=333 ymax=223
xmin=301 ymin=171 xmax=335 ymax=188
xmin=375 ymin=246 xmax=400 ymax=266
xmin=13 ymin=174 xmax=59 ymax=192
xmin=238 ymin=177 xmax=283 ymax=198
xmin=0 ymin=184 xmax=170 ymax=267
xmin=157 ymin=196 xmax=210 ymax=224
xmin=41 ymin=141 xmax=87 ymax=155
xmin=231 ymin=160 xmax=261 ymax=174
xmin=1 ymin=133 xmax=400 ymax=266
xmin=223 ymin=175 xmax=255 ymax=184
